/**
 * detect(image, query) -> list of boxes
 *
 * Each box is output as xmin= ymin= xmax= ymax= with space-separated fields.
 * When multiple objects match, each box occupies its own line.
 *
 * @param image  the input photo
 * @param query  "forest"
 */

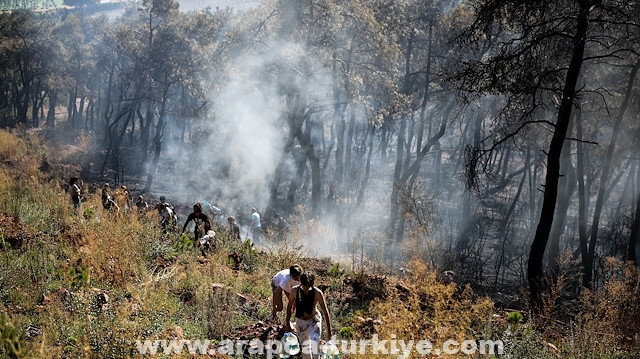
xmin=1 ymin=0 xmax=640 ymax=357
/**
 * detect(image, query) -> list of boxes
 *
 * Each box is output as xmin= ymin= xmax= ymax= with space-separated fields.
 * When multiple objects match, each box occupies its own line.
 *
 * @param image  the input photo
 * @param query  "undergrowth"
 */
xmin=0 ymin=128 xmax=639 ymax=358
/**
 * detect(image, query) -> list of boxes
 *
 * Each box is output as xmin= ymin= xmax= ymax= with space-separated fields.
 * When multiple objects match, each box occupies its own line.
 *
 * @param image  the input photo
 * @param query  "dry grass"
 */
xmin=564 ymin=258 xmax=640 ymax=357
xmin=0 ymin=130 xmax=27 ymax=162
xmin=357 ymin=259 xmax=494 ymax=358
xmin=79 ymin=209 xmax=151 ymax=288
xmin=1 ymin=129 xmax=639 ymax=358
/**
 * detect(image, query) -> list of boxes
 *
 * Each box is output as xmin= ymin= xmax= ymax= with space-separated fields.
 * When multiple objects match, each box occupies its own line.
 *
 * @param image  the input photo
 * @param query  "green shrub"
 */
xmin=328 ymin=262 xmax=344 ymax=278
xmin=82 ymin=207 xmax=95 ymax=220
xmin=0 ymin=313 xmax=26 ymax=359
xmin=502 ymin=325 xmax=557 ymax=359
xmin=174 ymin=233 xmax=195 ymax=252
xmin=338 ymin=326 xmax=355 ymax=339
xmin=507 ymin=311 xmax=523 ymax=324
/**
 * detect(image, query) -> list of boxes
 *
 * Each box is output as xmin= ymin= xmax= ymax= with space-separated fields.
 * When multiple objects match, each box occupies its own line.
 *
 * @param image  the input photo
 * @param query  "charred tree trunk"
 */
xmin=387 ymin=115 xmax=407 ymax=238
xmin=356 ymin=126 xmax=375 ymax=206
xmin=140 ymin=104 xmax=153 ymax=173
xmin=629 ymin=168 xmax=640 ymax=266
xmin=528 ymin=1 xmax=590 ymax=312
xmin=15 ymin=83 xmax=29 ymax=126
xmin=416 ymin=22 xmax=433 ymax=154
xmin=287 ymin=147 xmax=307 ymax=206
xmin=266 ymin=130 xmax=296 ymax=218
xmin=583 ymin=57 xmax=639 ymax=287
xmin=31 ymin=82 xmax=41 ymax=128
xmin=547 ymin=120 xmax=576 ymax=278
xmin=294 ymin=127 xmax=321 ymax=216
xmin=458 ymin=108 xmax=481 ymax=253
xmin=100 ymin=106 xmax=131 ymax=176
xmin=345 ymin=107 xmax=355 ymax=183
xmin=46 ymin=92 xmax=56 ymax=129
xmin=332 ymin=55 xmax=346 ymax=187
xmin=144 ymin=84 xmax=171 ymax=193
xmin=495 ymin=147 xmax=531 ymax=287
xmin=386 ymin=31 xmax=415 ymax=239
xmin=68 ymin=86 xmax=77 ymax=127
xmin=78 ymin=97 xmax=85 ymax=125
xmin=102 ymin=64 xmax=115 ymax=141
xmin=576 ymin=107 xmax=591 ymax=279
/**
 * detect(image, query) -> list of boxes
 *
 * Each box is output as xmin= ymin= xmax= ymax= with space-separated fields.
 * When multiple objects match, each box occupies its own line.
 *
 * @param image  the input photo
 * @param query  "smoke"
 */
xmin=155 ymin=34 xmax=320 ymax=229
xmin=206 ymin=60 xmax=285 ymax=210
xmin=148 ymin=3 xmax=458 ymax=264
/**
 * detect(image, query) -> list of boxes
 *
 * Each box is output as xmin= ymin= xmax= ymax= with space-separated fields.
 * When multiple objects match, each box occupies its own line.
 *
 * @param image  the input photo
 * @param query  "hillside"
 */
xmin=0 ymin=127 xmax=639 ymax=358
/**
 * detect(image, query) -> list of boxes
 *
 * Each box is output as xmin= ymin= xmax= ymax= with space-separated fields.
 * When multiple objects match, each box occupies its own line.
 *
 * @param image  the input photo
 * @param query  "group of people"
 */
xmin=69 ymin=178 xmax=266 ymax=245
xmin=68 ymin=178 xmax=127 ymax=214
xmin=179 ymin=202 xmax=250 ymax=255
xmin=271 ymin=264 xmax=332 ymax=359
xmin=69 ymin=178 xmax=331 ymax=358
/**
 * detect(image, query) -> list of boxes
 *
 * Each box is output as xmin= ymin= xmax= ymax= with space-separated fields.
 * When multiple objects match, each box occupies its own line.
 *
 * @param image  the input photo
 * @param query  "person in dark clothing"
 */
xmin=273 ymin=213 xmax=289 ymax=242
xmin=101 ymin=183 xmax=119 ymax=213
xmin=285 ymin=272 xmax=332 ymax=359
xmin=181 ymin=202 xmax=212 ymax=241
xmin=135 ymin=195 xmax=148 ymax=213
xmin=69 ymin=177 xmax=83 ymax=211
xmin=155 ymin=196 xmax=177 ymax=231
xmin=227 ymin=215 xmax=241 ymax=242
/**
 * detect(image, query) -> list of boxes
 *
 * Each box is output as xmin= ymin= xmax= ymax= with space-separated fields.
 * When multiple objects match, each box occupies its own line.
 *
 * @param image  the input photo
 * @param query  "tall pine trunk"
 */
xmin=144 ymin=84 xmax=171 ymax=193
xmin=583 ymin=58 xmax=640 ymax=286
xmin=528 ymin=1 xmax=590 ymax=312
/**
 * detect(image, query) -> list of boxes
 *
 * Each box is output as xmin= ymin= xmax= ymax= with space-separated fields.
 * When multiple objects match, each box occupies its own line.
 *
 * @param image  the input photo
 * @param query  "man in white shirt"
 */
xmin=251 ymin=207 xmax=262 ymax=244
xmin=271 ymin=264 xmax=303 ymax=320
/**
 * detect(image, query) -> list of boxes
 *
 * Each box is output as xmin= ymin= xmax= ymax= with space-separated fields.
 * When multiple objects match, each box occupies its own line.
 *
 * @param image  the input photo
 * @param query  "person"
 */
xmin=202 ymin=201 xmax=223 ymax=224
xmin=198 ymin=230 xmax=216 ymax=256
xmin=135 ymin=195 xmax=149 ymax=213
xmin=285 ymin=272 xmax=332 ymax=359
xmin=155 ymin=196 xmax=176 ymax=231
xmin=116 ymin=185 xmax=131 ymax=213
xmin=101 ymin=183 xmax=119 ymax=213
xmin=181 ymin=202 xmax=212 ymax=241
xmin=227 ymin=215 xmax=241 ymax=242
xmin=250 ymin=206 xmax=262 ymax=244
xmin=273 ymin=213 xmax=289 ymax=242
xmin=271 ymin=264 xmax=303 ymax=320
xmin=68 ymin=177 xmax=83 ymax=211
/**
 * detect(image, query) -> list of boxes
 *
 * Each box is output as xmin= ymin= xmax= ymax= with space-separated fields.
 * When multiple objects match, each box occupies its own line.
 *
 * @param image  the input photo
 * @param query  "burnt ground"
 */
xmin=0 ymin=213 xmax=37 ymax=249
xmin=224 ymin=262 xmax=391 ymax=343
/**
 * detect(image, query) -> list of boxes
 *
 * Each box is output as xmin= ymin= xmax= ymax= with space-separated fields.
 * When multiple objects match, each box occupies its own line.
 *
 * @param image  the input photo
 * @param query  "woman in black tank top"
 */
xmin=285 ymin=272 xmax=333 ymax=359
xmin=295 ymin=285 xmax=316 ymax=318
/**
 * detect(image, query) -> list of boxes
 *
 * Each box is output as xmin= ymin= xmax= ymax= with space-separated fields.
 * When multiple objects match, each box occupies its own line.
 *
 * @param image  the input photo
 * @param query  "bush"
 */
xmin=365 ymin=259 xmax=494 ymax=348
xmin=0 ymin=130 xmax=26 ymax=163
xmin=0 ymin=313 xmax=26 ymax=359
xmin=564 ymin=258 xmax=640 ymax=357
xmin=507 ymin=311 xmax=523 ymax=324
